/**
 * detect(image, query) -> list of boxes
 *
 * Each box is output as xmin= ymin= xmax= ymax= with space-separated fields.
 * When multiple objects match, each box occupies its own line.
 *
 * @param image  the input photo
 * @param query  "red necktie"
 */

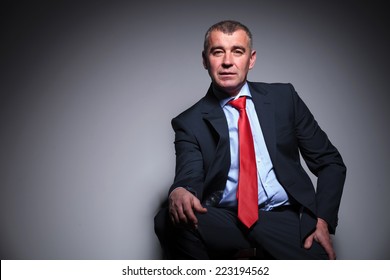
xmin=229 ymin=96 xmax=258 ymax=228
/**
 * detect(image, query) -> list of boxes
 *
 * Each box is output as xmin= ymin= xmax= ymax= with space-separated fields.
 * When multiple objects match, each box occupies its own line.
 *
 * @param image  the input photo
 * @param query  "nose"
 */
xmin=222 ymin=52 xmax=233 ymax=68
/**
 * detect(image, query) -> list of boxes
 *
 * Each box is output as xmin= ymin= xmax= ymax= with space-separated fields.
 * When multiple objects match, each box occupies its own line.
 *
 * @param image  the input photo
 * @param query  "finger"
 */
xmin=319 ymin=241 xmax=336 ymax=260
xmin=188 ymin=198 xmax=208 ymax=226
xmin=169 ymin=199 xmax=187 ymax=224
xmin=183 ymin=203 xmax=198 ymax=226
xmin=317 ymin=237 xmax=336 ymax=260
xmin=176 ymin=204 xmax=188 ymax=224
xmin=324 ymin=245 xmax=336 ymax=260
xmin=169 ymin=209 xmax=178 ymax=224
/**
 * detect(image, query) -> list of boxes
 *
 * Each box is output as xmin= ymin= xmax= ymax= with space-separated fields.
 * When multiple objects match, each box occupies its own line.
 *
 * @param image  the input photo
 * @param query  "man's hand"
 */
xmin=304 ymin=218 xmax=336 ymax=260
xmin=169 ymin=187 xmax=207 ymax=229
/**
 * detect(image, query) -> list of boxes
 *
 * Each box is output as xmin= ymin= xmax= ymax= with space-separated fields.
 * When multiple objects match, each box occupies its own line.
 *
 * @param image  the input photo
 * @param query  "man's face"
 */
xmin=203 ymin=29 xmax=256 ymax=96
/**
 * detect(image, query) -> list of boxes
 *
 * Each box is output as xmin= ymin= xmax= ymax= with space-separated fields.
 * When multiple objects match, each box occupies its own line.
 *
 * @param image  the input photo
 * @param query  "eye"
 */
xmin=233 ymin=49 xmax=245 ymax=55
xmin=211 ymin=49 xmax=224 ymax=56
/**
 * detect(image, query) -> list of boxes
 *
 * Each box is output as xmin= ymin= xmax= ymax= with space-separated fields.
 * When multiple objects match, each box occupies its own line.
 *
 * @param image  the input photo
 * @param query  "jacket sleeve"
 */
xmin=168 ymin=116 xmax=205 ymax=199
xmin=291 ymin=84 xmax=347 ymax=233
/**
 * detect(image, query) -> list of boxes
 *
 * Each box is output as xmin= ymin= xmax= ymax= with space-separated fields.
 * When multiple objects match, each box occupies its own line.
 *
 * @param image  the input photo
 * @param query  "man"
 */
xmin=154 ymin=20 xmax=346 ymax=259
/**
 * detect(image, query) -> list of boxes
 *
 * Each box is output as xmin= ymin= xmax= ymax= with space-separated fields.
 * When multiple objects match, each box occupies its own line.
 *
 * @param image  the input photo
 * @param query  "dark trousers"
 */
xmin=154 ymin=206 xmax=328 ymax=259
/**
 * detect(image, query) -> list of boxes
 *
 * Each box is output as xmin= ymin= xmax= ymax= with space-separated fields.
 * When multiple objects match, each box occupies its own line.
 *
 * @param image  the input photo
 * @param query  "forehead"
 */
xmin=207 ymin=29 xmax=250 ymax=49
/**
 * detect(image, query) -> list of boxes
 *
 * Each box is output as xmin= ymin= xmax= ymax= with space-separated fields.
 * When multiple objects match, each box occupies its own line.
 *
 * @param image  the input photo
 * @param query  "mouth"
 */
xmin=219 ymin=72 xmax=236 ymax=78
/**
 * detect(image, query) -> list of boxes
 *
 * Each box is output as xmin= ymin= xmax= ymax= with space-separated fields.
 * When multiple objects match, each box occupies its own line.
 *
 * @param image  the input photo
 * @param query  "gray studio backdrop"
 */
xmin=1 ymin=1 xmax=389 ymax=259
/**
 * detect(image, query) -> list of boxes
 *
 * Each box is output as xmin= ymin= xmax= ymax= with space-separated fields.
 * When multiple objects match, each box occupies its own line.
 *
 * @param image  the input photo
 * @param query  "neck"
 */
xmin=212 ymin=83 xmax=246 ymax=98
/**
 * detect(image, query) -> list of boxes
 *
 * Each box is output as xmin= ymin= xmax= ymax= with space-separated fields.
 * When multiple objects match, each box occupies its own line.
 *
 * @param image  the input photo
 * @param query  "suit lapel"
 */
xmin=200 ymin=87 xmax=231 ymax=195
xmin=200 ymin=86 xmax=229 ymax=142
xmin=248 ymin=82 xmax=277 ymax=163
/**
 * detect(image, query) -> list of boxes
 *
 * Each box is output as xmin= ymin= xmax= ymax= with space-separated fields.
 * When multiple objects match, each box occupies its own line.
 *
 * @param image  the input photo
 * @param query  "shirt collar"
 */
xmin=213 ymin=82 xmax=252 ymax=108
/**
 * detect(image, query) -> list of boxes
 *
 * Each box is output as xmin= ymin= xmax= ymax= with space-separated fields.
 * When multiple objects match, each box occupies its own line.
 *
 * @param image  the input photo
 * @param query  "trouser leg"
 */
xmin=154 ymin=207 xmax=209 ymax=259
xmin=195 ymin=207 xmax=252 ymax=259
xmin=248 ymin=208 xmax=328 ymax=260
xmin=154 ymin=207 xmax=252 ymax=259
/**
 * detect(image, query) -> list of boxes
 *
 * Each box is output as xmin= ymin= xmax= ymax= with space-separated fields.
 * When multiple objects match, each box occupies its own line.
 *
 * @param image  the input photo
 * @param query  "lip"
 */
xmin=219 ymin=72 xmax=236 ymax=76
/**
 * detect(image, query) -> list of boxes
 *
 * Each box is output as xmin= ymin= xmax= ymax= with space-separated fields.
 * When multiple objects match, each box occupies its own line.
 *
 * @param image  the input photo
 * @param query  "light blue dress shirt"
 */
xmin=215 ymin=83 xmax=290 ymax=210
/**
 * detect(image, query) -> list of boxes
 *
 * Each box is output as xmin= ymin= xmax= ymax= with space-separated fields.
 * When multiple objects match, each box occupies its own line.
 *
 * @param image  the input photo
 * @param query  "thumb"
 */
xmin=193 ymin=199 xmax=207 ymax=213
xmin=304 ymin=234 xmax=314 ymax=249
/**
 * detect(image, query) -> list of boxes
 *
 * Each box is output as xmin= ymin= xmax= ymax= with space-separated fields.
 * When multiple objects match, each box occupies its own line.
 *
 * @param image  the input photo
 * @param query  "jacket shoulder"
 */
xmin=248 ymin=81 xmax=295 ymax=94
xmin=172 ymin=97 xmax=204 ymax=122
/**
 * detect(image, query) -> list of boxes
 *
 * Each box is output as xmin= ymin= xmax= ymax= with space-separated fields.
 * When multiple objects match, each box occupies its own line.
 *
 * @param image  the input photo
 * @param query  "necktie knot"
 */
xmin=229 ymin=96 xmax=246 ymax=111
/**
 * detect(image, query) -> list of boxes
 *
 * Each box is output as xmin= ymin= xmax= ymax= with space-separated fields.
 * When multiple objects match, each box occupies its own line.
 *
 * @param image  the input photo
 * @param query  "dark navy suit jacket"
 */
xmin=169 ymin=81 xmax=346 ymax=240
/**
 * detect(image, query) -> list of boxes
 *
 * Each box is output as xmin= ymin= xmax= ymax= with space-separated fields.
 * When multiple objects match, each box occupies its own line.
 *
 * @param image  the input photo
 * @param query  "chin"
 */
xmin=217 ymin=82 xmax=241 ymax=94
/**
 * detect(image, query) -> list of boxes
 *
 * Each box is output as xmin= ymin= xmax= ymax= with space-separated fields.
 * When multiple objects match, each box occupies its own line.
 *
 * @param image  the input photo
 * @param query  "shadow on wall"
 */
xmin=1 ymin=1 xmax=389 ymax=260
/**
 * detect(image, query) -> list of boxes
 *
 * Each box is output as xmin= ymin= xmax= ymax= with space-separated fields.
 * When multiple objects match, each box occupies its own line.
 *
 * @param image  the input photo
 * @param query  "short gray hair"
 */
xmin=203 ymin=20 xmax=253 ymax=52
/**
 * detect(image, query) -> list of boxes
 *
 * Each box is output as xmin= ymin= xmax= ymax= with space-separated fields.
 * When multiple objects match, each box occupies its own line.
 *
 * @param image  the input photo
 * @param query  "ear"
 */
xmin=249 ymin=50 xmax=257 ymax=70
xmin=202 ymin=51 xmax=208 ymax=69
